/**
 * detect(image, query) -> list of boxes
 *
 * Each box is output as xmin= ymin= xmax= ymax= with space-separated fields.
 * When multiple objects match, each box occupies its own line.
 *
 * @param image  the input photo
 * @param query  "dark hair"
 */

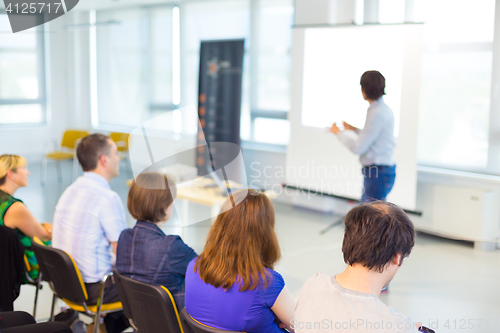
xmin=76 ymin=134 xmax=112 ymax=171
xmin=127 ymin=172 xmax=177 ymax=223
xmin=342 ymin=201 xmax=415 ymax=273
xmin=194 ymin=189 xmax=281 ymax=291
xmin=360 ymin=71 xmax=386 ymax=100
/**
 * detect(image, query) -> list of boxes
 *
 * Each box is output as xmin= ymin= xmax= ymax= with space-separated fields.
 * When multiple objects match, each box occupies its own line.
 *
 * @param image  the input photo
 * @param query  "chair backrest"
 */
xmin=61 ymin=130 xmax=89 ymax=149
xmin=113 ymin=271 xmax=183 ymax=333
xmin=31 ymin=238 xmax=51 ymax=283
xmin=180 ymin=308 xmax=244 ymax=333
xmin=111 ymin=269 xmax=133 ymax=320
xmin=0 ymin=225 xmax=24 ymax=311
xmin=31 ymin=238 xmax=88 ymax=304
xmin=109 ymin=132 xmax=130 ymax=152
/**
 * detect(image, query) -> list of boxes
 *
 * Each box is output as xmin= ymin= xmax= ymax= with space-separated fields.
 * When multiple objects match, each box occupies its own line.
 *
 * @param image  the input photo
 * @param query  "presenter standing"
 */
xmin=329 ymin=70 xmax=396 ymax=203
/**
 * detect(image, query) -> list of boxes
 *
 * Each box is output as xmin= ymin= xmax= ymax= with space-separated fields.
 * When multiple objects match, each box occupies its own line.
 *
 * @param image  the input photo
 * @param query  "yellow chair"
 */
xmin=110 ymin=132 xmax=131 ymax=175
xmin=31 ymin=237 xmax=122 ymax=333
xmin=41 ymin=129 xmax=89 ymax=185
xmin=109 ymin=132 xmax=129 ymax=154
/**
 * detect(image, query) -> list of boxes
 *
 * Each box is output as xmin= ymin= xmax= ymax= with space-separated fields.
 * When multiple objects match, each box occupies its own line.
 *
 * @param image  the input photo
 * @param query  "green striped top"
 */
xmin=0 ymin=189 xmax=40 ymax=281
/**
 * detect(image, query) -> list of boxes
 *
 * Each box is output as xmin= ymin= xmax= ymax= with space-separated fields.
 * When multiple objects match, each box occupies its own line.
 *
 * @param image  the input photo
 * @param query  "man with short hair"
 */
xmin=53 ymin=133 xmax=128 ymax=333
xmin=329 ymin=71 xmax=396 ymax=203
xmin=294 ymin=201 xmax=419 ymax=333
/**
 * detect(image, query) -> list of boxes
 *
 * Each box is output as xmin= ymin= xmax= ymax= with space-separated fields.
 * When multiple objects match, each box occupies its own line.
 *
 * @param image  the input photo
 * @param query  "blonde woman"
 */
xmin=0 ymin=154 xmax=51 ymax=281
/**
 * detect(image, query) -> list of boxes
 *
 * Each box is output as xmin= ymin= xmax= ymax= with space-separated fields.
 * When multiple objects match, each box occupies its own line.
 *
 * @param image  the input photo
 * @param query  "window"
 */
xmin=180 ymin=0 xmax=251 ymax=139
xmin=94 ymin=5 xmax=175 ymax=129
xmin=180 ymin=0 xmax=293 ymax=145
xmin=371 ymin=0 xmax=497 ymax=173
xmin=378 ymin=0 xmax=405 ymax=23
xmin=0 ymin=13 xmax=46 ymax=125
xmin=93 ymin=1 xmax=293 ymax=143
xmin=412 ymin=0 xmax=495 ymax=171
xmin=250 ymin=0 xmax=293 ymax=145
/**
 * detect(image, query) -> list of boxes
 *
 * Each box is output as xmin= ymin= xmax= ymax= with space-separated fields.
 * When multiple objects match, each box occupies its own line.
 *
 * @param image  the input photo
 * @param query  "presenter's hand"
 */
xmin=343 ymin=121 xmax=357 ymax=131
xmin=329 ymin=123 xmax=341 ymax=135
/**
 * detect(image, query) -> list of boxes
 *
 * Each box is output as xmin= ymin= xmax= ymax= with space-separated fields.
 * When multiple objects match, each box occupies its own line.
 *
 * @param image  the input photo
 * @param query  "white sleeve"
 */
xmin=337 ymin=111 xmax=384 ymax=155
xmin=99 ymin=193 xmax=126 ymax=242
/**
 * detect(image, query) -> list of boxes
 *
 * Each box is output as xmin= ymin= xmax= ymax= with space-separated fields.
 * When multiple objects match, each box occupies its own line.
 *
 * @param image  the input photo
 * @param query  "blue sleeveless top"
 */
xmin=185 ymin=258 xmax=285 ymax=333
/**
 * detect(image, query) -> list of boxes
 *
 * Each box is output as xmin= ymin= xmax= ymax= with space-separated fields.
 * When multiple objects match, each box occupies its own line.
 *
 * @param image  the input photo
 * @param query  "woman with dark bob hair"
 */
xmin=184 ymin=189 xmax=294 ymax=332
xmin=116 ymin=172 xmax=197 ymax=309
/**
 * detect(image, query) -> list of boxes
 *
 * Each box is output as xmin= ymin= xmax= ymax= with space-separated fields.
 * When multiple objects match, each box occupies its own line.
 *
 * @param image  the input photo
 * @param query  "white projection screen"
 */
xmin=286 ymin=24 xmax=423 ymax=211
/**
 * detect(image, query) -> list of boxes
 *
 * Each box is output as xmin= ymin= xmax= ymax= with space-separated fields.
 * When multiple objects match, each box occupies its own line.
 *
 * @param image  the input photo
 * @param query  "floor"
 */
xmin=13 ymin=160 xmax=500 ymax=332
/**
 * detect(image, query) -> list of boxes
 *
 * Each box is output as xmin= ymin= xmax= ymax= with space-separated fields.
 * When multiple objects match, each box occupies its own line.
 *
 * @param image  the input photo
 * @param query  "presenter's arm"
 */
xmin=337 ymin=111 xmax=383 ymax=155
xmin=329 ymin=123 xmax=341 ymax=134
xmin=343 ymin=121 xmax=358 ymax=132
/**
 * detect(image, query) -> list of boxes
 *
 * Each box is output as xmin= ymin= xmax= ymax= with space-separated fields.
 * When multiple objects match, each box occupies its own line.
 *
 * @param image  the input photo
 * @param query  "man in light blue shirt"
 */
xmin=53 ymin=133 xmax=128 ymax=332
xmin=330 ymin=71 xmax=396 ymax=203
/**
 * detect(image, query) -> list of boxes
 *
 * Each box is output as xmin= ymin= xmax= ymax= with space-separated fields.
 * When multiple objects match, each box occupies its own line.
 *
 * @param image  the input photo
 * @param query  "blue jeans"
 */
xmin=361 ymin=165 xmax=396 ymax=202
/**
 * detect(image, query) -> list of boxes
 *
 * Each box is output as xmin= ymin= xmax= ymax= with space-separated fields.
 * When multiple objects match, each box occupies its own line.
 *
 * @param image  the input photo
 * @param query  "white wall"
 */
xmin=0 ymin=13 xmax=94 ymax=163
xmin=0 ymin=12 xmax=96 ymax=162
xmin=1 ymin=17 xmax=71 ymax=161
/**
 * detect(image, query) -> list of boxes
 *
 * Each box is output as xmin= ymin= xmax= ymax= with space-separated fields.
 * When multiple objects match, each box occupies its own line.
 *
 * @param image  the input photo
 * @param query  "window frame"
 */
xmin=404 ymin=0 xmax=498 ymax=175
xmin=0 ymin=10 xmax=47 ymax=127
xmin=92 ymin=4 xmax=177 ymax=130
xmin=245 ymin=0 xmax=293 ymax=146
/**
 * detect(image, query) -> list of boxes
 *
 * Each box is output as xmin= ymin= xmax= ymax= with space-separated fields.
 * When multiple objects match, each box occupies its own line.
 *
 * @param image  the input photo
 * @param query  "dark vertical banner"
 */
xmin=196 ymin=39 xmax=245 ymax=176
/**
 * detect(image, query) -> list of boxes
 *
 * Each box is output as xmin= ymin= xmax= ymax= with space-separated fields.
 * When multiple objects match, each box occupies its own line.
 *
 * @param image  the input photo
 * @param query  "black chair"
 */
xmin=180 ymin=308 xmax=244 ymax=333
xmin=0 ymin=225 xmax=24 ymax=312
xmin=113 ymin=270 xmax=183 ymax=333
xmin=0 ymin=225 xmax=43 ymax=317
xmin=111 ymin=270 xmax=136 ymax=331
xmin=31 ymin=238 xmax=122 ymax=333
xmin=0 ymin=311 xmax=71 ymax=333
xmin=30 ymin=238 xmax=58 ymax=321
xmin=23 ymin=254 xmax=43 ymax=318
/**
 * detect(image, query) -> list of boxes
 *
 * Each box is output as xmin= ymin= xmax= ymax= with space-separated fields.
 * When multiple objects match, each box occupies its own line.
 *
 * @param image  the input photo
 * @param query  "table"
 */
xmin=127 ymin=177 xmax=277 ymax=227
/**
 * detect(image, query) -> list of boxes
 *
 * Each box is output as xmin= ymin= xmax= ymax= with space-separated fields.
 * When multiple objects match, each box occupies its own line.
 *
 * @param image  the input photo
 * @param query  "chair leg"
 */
xmin=40 ymin=157 xmax=48 ymax=186
xmin=56 ymin=161 xmax=62 ymax=182
xmin=129 ymin=318 xmax=138 ymax=331
xmin=93 ymin=315 xmax=101 ymax=333
xmin=32 ymin=276 xmax=41 ymax=319
xmin=50 ymin=293 xmax=57 ymax=321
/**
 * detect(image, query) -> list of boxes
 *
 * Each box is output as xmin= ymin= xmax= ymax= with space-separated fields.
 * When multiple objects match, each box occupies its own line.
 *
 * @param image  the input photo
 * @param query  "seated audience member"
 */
xmin=116 ymin=172 xmax=197 ymax=309
xmin=0 ymin=154 xmax=52 ymax=281
xmin=52 ymin=134 xmax=128 ymax=333
xmin=294 ymin=201 xmax=419 ymax=333
xmin=185 ymin=189 xmax=295 ymax=333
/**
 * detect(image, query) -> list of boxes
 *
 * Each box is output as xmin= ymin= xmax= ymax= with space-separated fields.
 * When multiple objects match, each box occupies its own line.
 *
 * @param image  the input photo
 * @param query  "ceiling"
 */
xmin=73 ymin=0 xmax=177 ymax=11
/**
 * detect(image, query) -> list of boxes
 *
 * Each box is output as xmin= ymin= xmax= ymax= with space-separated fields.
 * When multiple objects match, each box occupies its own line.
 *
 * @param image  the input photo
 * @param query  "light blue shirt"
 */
xmin=337 ymin=97 xmax=395 ymax=166
xmin=52 ymin=172 xmax=126 ymax=283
